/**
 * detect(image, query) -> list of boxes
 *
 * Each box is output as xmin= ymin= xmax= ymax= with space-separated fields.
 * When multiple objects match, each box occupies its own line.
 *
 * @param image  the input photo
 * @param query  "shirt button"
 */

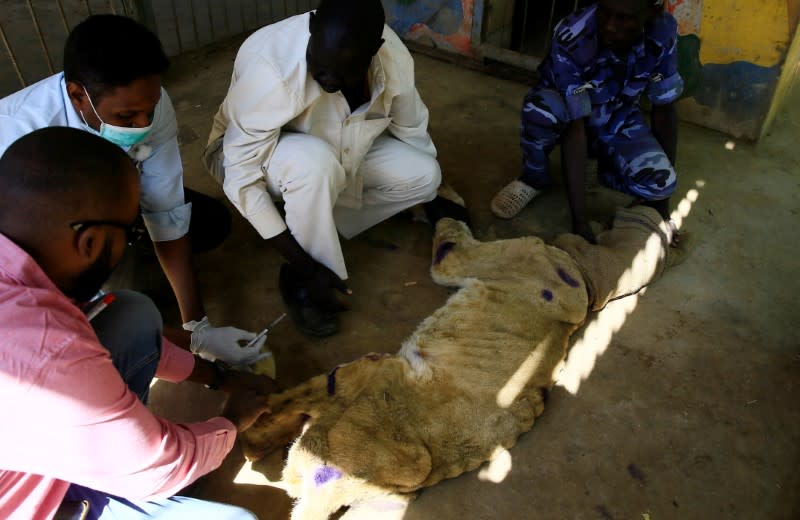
xmin=344 ymin=147 xmax=350 ymax=154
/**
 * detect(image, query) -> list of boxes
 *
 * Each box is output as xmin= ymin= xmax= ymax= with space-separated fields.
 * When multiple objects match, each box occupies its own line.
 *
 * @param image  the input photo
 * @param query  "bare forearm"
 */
xmin=561 ymin=119 xmax=589 ymax=230
xmin=163 ymin=325 xmax=191 ymax=350
xmin=651 ymin=103 xmax=678 ymax=165
xmin=153 ymin=236 xmax=205 ymax=322
xmin=267 ymin=229 xmax=315 ymax=273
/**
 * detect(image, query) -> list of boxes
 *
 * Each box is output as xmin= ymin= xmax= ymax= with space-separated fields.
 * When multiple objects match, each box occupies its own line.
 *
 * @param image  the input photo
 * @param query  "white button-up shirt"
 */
xmin=206 ymin=13 xmax=436 ymax=240
xmin=0 ymin=74 xmax=190 ymax=242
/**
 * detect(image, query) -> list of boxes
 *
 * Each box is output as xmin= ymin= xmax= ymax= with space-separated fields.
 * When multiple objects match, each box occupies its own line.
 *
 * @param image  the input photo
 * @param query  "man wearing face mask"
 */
xmin=491 ymin=0 xmax=682 ymax=245
xmin=204 ymin=0 xmax=466 ymax=337
xmin=0 ymin=15 xmax=260 ymax=367
xmin=0 ymin=128 xmax=277 ymax=519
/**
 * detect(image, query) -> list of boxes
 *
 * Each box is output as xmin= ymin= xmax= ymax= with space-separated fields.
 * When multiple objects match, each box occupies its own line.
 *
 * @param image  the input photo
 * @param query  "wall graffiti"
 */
xmin=382 ymin=0 xmax=475 ymax=55
xmin=666 ymin=0 xmax=703 ymax=35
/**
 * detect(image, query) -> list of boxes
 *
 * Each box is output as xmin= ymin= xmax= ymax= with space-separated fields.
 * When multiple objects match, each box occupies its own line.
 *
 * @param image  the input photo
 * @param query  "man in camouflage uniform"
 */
xmin=491 ymin=0 xmax=682 ymax=244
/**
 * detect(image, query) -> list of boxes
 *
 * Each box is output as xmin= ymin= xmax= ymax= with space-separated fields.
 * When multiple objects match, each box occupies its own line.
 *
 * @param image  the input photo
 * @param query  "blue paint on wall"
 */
xmin=695 ymin=61 xmax=781 ymax=121
xmin=382 ymin=0 xmax=463 ymax=36
xmin=677 ymin=34 xmax=781 ymax=124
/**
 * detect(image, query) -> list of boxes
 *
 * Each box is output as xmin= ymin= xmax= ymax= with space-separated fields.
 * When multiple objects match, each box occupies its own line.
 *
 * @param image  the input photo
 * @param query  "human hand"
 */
xmin=183 ymin=316 xmax=272 ymax=366
xmin=298 ymin=260 xmax=351 ymax=312
xmin=222 ymin=389 xmax=272 ymax=432
xmin=573 ymin=220 xmax=597 ymax=245
xmin=221 ymin=371 xmax=279 ymax=431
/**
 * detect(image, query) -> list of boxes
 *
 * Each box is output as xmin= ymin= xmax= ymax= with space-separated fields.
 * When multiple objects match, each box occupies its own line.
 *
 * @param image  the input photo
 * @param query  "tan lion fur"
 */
xmin=242 ymin=207 xmax=674 ymax=519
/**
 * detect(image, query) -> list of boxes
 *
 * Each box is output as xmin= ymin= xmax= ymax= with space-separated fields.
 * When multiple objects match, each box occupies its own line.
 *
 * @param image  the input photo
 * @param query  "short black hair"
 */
xmin=63 ymin=14 xmax=169 ymax=100
xmin=313 ymin=0 xmax=385 ymax=47
xmin=0 ymin=127 xmax=136 ymax=227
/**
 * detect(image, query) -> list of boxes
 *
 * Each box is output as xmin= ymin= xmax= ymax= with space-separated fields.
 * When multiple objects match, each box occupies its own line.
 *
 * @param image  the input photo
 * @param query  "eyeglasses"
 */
xmin=70 ymin=219 xmax=147 ymax=245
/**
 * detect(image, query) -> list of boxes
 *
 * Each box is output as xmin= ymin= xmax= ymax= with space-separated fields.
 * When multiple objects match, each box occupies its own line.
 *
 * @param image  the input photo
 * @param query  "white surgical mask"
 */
xmin=80 ymin=86 xmax=152 ymax=147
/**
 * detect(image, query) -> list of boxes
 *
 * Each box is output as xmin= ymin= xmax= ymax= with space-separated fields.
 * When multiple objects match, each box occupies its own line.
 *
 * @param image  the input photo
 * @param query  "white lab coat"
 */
xmin=204 ymin=13 xmax=440 ymax=278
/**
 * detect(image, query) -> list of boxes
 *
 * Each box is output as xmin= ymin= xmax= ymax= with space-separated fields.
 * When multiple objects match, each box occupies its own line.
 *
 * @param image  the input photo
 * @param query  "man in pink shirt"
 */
xmin=0 ymin=127 xmax=276 ymax=519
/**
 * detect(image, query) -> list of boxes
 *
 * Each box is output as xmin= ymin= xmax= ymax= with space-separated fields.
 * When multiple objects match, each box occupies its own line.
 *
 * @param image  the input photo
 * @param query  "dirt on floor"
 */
xmin=141 ymin=36 xmax=800 ymax=520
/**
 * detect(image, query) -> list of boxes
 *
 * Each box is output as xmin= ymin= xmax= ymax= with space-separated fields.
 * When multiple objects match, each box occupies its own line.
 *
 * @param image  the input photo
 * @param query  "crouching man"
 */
xmin=0 ymin=128 xmax=276 ymax=519
xmin=204 ymin=0 xmax=462 ymax=337
xmin=491 ymin=0 xmax=682 ymax=244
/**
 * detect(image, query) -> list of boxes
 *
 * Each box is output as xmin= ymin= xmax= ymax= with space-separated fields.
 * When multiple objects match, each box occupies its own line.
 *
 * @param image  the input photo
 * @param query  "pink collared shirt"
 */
xmin=0 ymin=233 xmax=237 ymax=520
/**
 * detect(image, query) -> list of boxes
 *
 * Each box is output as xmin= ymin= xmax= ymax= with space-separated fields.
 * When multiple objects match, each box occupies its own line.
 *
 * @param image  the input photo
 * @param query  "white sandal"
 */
xmin=490 ymin=180 xmax=542 ymax=219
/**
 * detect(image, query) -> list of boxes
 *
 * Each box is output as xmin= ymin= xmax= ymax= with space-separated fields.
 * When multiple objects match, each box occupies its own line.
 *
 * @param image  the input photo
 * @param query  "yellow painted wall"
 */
xmin=698 ymin=0 xmax=789 ymax=66
xmin=670 ymin=0 xmax=800 ymax=139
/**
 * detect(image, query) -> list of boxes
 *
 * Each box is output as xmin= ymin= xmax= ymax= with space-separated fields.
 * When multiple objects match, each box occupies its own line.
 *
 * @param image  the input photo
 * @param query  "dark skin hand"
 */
xmin=186 ymin=357 xmax=280 ymax=432
xmin=220 ymin=371 xmax=281 ymax=432
xmin=268 ymin=229 xmax=351 ymax=311
xmin=561 ymin=118 xmax=597 ymax=244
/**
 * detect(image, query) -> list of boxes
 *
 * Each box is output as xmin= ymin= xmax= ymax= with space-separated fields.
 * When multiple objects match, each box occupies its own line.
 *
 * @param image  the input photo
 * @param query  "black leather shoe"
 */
xmin=423 ymin=195 xmax=471 ymax=227
xmin=278 ymin=264 xmax=340 ymax=337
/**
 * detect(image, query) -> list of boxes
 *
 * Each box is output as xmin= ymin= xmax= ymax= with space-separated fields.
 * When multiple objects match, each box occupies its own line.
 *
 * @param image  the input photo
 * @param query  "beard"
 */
xmin=65 ymin=239 xmax=115 ymax=303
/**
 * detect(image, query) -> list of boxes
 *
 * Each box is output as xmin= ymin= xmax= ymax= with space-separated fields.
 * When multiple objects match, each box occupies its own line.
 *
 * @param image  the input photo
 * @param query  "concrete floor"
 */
xmin=143 ymin=36 xmax=800 ymax=519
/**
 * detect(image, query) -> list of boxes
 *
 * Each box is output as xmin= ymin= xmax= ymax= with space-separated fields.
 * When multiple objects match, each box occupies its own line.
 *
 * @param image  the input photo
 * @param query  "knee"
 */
xmin=414 ymin=155 xmax=442 ymax=198
xmin=275 ymin=136 xmax=345 ymax=194
xmin=111 ymin=290 xmax=162 ymax=330
xmin=626 ymin=155 xmax=678 ymax=200
xmin=521 ymin=88 xmax=569 ymax=136
xmin=301 ymin=159 xmax=346 ymax=192
xmin=98 ymin=290 xmax=163 ymax=354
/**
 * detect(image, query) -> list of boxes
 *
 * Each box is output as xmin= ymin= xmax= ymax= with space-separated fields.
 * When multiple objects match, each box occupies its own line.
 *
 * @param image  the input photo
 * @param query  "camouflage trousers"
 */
xmin=520 ymin=88 xmax=677 ymax=200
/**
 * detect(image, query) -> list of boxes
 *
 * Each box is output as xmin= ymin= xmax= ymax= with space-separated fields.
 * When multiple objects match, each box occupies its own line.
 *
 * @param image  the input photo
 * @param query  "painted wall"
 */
xmin=383 ymin=0 xmax=800 ymax=139
xmin=382 ymin=0 xmax=476 ymax=55
xmin=667 ymin=0 xmax=800 ymax=139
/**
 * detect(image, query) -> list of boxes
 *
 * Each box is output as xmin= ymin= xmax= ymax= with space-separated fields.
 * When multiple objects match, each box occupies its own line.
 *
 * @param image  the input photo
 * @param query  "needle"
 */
xmin=243 ymin=312 xmax=287 ymax=349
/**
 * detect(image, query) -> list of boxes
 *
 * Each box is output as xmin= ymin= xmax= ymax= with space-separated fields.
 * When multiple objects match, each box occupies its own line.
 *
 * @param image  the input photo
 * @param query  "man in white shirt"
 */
xmin=205 ymin=0 xmax=465 ymax=337
xmin=0 ymin=15 xmax=264 ymax=367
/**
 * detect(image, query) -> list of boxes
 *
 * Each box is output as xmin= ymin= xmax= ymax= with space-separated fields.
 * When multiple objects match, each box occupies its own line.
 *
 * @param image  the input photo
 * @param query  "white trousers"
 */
xmin=264 ymin=133 xmax=440 ymax=279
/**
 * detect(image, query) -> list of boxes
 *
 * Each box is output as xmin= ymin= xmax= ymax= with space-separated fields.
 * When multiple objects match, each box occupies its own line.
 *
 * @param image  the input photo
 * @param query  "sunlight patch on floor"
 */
xmin=478 ymin=446 xmax=513 ymax=484
xmin=556 ymin=184 xmax=703 ymax=395
xmin=233 ymin=459 xmax=288 ymax=490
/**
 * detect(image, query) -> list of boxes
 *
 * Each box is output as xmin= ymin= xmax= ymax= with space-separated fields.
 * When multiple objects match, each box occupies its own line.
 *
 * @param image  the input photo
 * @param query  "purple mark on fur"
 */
xmin=541 ymin=289 xmax=553 ymax=301
xmin=557 ymin=267 xmax=580 ymax=288
xmin=314 ymin=466 xmax=342 ymax=486
xmin=365 ymin=353 xmax=389 ymax=361
xmin=327 ymin=366 xmax=341 ymax=396
xmin=433 ymin=241 xmax=456 ymax=266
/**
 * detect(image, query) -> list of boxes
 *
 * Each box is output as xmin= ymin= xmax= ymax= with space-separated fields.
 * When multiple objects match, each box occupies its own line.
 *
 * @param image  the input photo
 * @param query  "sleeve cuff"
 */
xmin=143 ymin=202 xmax=192 ymax=242
xmin=183 ymin=416 xmax=238 ymax=470
xmin=155 ymin=337 xmax=195 ymax=383
xmin=247 ymin=204 xmax=288 ymax=240
xmin=648 ymin=72 xmax=684 ymax=105
xmin=565 ymin=89 xmax=592 ymax=121
xmin=187 ymin=416 xmax=238 ymax=439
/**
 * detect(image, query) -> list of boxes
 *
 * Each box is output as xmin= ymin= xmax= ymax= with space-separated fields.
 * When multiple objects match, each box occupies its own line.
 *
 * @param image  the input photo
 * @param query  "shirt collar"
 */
xmin=0 ymin=232 xmax=62 ymax=294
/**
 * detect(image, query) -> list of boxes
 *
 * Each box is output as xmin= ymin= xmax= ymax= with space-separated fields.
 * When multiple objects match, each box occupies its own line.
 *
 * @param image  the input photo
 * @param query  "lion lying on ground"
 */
xmin=244 ymin=206 xmax=676 ymax=519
